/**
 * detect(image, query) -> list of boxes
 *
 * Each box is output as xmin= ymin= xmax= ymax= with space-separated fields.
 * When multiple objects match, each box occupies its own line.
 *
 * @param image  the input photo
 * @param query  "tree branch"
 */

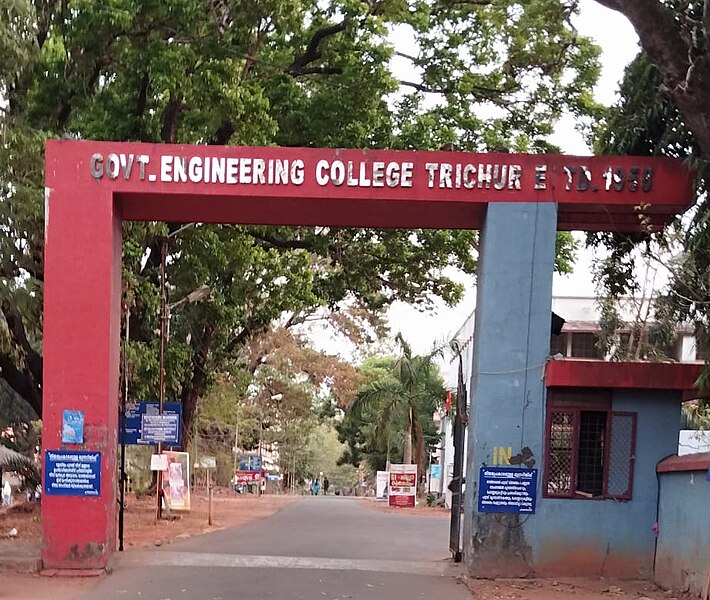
xmin=399 ymin=79 xmax=509 ymax=102
xmin=161 ymin=95 xmax=184 ymax=144
xmin=247 ymin=231 xmax=316 ymax=250
xmin=1 ymin=301 xmax=42 ymax=392
xmin=399 ymin=80 xmax=451 ymax=94
xmin=0 ymin=354 xmax=41 ymax=417
xmin=594 ymin=0 xmax=688 ymax=86
xmin=594 ymin=0 xmax=710 ymax=157
xmin=287 ymin=19 xmax=348 ymax=76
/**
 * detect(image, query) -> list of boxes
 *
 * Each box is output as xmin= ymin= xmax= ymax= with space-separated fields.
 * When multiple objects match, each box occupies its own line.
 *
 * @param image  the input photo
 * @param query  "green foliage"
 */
xmin=340 ymin=337 xmax=444 ymax=476
xmin=0 ymin=0 xmax=601 ymax=443
xmin=591 ymin=48 xmax=710 ymax=375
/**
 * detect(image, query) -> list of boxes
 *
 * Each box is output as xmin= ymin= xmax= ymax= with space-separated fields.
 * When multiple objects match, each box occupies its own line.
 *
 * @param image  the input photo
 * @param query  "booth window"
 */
xmin=544 ymin=390 xmax=636 ymax=500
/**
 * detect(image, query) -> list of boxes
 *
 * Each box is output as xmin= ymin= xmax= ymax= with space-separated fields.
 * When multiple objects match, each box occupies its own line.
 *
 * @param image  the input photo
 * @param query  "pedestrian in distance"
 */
xmin=2 ymin=480 xmax=12 ymax=507
xmin=323 ymin=476 xmax=330 ymax=495
xmin=312 ymin=479 xmax=320 ymax=496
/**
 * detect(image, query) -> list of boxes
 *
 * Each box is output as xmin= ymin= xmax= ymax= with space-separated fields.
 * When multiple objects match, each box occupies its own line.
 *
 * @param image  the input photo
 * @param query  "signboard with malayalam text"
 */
xmin=478 ymin=467 xmax=538 ymax=514
xmin=388 ymin=464 xmax=417 ymax=508
xmin=120 ymin=401 xmax=182 ymax=446
xmin=141 ymin=413 xmax=180 ymax=445
xmin=44 ymin=450 xmax=101 ymax=497
xmin=234 ymin=471 xmax=262 ymax=484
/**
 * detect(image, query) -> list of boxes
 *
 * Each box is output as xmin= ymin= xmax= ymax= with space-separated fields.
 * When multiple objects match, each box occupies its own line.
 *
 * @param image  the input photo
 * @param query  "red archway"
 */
xmin=42 ymin=140 xmax=694 ymax=569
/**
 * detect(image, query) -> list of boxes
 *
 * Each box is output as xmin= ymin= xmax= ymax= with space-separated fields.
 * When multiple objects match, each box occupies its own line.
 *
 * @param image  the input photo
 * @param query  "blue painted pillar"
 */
xmin=462 ymin=202 xmax=558 ymax=576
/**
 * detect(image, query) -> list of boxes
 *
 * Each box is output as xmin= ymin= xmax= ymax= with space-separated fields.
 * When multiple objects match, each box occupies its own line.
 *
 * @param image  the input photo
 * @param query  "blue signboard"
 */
xmin=44 ymin=450 xmax=101 ymax=497
xmin=62 ymin=410 xmax=84 ymax=444
xmin=238 ymin=455 xmax=261 ymax=472
xmin=478 ymin=466 xmax=538 ymax=514
xmin=141 ymin=414 xmax=180 ymax=444
xmin=120 ymin=402 xmax=182 ymax=446
xmin=429 ymin=464 xmax=442 ymax=479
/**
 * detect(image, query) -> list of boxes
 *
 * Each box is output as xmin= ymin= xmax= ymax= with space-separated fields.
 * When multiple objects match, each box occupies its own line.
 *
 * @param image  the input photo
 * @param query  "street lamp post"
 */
xmin=157 ymin=239 xmax=168 ymax=520
xmin=155 ymin=226 xmax=211 ymax=519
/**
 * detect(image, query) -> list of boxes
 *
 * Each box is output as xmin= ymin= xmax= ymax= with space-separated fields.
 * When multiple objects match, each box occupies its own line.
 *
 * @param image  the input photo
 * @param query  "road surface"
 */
xmin=78 ymin=496 xmax=471 ymax=600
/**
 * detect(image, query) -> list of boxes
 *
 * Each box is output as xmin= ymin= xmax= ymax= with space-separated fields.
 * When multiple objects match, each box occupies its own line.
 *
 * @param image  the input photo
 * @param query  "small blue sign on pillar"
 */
xmin=44 ymin=450 xmax=101 ymax=497
xmin=61 ymin=410 xmax=84 ymax=444
xmin=478 ymin=466 xmax=538 ymax=514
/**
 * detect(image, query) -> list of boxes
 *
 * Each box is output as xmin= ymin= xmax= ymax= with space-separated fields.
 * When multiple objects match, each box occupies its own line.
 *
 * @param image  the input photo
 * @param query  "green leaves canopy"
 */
xmin=0 ymin=0 xmax=598 ymax=438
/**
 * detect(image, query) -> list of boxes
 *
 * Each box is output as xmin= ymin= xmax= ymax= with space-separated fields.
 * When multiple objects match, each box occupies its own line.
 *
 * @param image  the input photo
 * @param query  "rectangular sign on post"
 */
xmin=141 ymin=414 xmax=180 ymax=444
xmin=61 ymin=410 xmax=84 ymax=444
xmin=44 ymin=450 xmax=101 ymax=497
xmin=150 ymin=454 xmax=168 ymax=471
xmin=234 ymin=471 xmax=262 ymax=484
xmin=388 ymin=464 xmax=417 ymax=508
xmin=376 ymin=471 xmax=389 ymax=501
xmin=238 ymin=455 xmax=261 ymax=472
xmin=162 ymin=451 xmax=190 ymax=511
xmin=120 ymin=401 xmax=182 ymax=446
xmin=478 ymin=466 xmax=538 ymax=514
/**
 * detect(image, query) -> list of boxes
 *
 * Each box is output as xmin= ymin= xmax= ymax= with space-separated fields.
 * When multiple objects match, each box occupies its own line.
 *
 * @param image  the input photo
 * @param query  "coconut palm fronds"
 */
xmin=0 ymin=445 xmax=40 ymax=492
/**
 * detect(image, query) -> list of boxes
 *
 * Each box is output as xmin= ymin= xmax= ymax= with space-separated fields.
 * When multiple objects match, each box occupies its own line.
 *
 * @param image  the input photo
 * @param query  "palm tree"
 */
xmin=351 ymin=335 xmax=445 ymax=474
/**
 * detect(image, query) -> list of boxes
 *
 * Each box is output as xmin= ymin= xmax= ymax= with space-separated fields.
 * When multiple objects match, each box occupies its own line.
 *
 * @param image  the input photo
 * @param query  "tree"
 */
xmin=594 ymin=1 xmax=710 ymax=160
xmin=0 ymin=0 xmax=597 ymax=440
xmin=344 ymin=336 xmax=445 ymax=477
xmin=590 ymin=40 xmax=710 ymax=371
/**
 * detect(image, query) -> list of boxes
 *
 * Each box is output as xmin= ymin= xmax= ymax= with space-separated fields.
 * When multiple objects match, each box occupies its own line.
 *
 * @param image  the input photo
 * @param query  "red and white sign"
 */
xmin=388 ymin=464 xmax=417 ymax=508
xmin=234 ymin=471 xmax=262 ymax=484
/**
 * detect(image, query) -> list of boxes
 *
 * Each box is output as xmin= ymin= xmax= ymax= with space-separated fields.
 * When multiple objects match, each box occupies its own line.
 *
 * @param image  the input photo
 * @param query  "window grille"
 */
xmin=570 ymin=333 xmax=604 ymax=359
xmin=576 ymin=411 xmax=606 ymax=496
xmin=546 ymin=411 xmax=573 ymax=495
xmin=544 ymin=402 xmax=636 ymax=500
xmin=550 ymin=333 xmax=567 ymax=356
xmin=606 ymin=413 xmax=636 ymax=497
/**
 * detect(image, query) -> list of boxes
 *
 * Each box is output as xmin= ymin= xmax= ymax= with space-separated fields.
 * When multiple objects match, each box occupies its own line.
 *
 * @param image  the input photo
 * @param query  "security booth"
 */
xmin=465 ymin=348 xmax=703 ymax=578
xmin=536 ymin=360 xmax=704 ymax=577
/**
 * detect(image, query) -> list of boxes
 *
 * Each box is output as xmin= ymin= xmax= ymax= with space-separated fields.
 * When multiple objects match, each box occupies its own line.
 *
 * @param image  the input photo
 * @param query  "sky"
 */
xmin=384 ymin=1 xmax=642 ymax=355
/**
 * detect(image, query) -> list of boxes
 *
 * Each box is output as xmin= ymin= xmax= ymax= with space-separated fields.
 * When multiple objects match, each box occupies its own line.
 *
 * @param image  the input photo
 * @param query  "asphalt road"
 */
xmin=78 ymin=496 xmax=472 ymax=600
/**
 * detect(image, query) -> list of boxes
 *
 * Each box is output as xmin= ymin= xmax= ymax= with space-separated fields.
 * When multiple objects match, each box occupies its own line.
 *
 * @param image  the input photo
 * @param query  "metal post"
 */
xmin=238 ymin=414 xmax=239 ymax=494
xmin=118 ymin=305 xmax=129 ymax=551
xmin=257 ymin=425 xmax=262 ymax=498
xmin=427 ymin=449 xmax=432 ymax=495
xmin=208 ymin=469 xmax=213 ymax=526
xmin=157 ymin=238 xmax=167 ymax=520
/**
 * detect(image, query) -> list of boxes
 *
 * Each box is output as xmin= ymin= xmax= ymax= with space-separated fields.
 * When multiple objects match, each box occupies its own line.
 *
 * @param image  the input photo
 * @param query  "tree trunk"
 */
xmin=180 ymin=325 xmax=214 ymax=448
xmin=595 ymin=0 xmax=710 ymax=160
xmin=403 ymin=407 xmax=413 ymax=464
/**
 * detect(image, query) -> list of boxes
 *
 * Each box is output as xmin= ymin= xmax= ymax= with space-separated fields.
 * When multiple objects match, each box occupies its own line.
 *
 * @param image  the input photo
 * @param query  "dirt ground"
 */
xmin=467 ymin=578 xmax=685 ymax=600
xmin=122 ymin=487 xmax=296 ymax=548
xmin=361 ymin=497 xmax=451 ymax=516
xmin=0 ymin=489 xmax=296 ymax=600
xmin=361 ymin=500 xmax=688 ymax=600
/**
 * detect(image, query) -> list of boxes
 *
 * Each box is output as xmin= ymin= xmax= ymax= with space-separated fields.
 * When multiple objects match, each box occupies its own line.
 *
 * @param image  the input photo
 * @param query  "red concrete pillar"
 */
xmin=42 ymin=141 xmax=122 ymax=569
